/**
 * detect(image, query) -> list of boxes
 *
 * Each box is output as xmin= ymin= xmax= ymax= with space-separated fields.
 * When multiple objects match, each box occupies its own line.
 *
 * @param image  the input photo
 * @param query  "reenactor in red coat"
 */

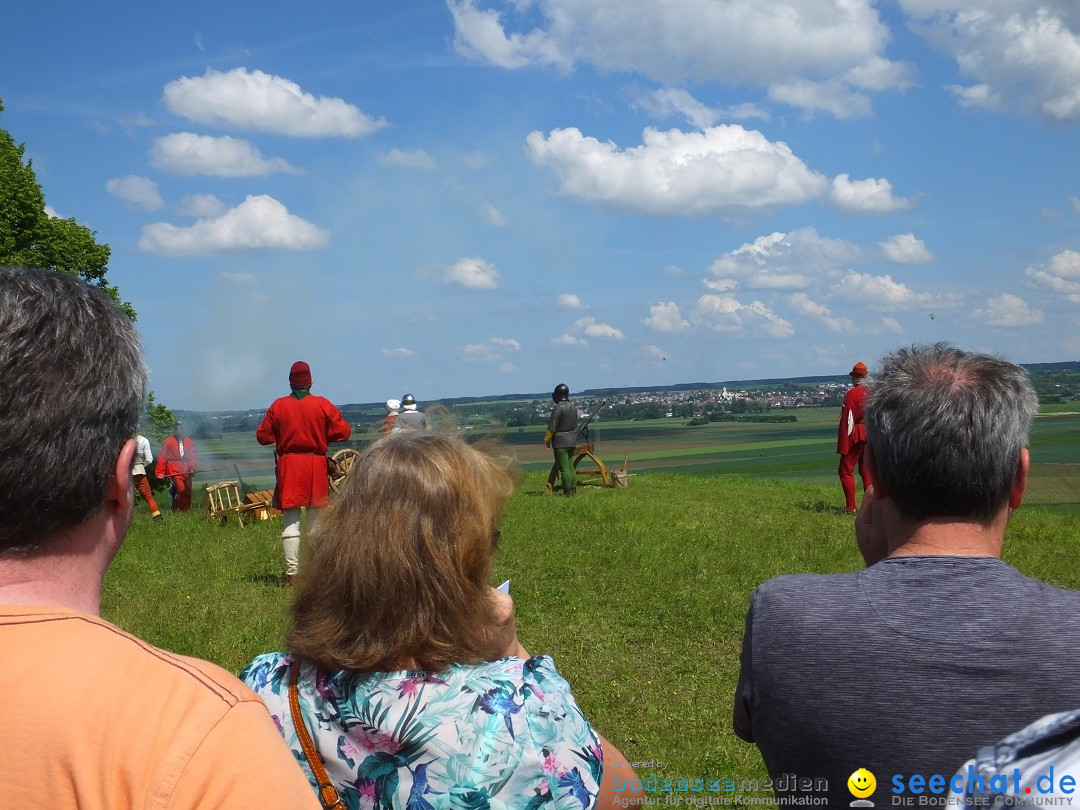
xmin=256 ymin=361 xmax=350 ymax=585
xmin=837 ymin=361 xmax=872 ymax=513
xmin=155 ymin=422 xmax=198 ymax=511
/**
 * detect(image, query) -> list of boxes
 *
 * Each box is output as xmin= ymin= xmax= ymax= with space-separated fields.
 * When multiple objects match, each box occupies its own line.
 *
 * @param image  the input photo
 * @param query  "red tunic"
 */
xmin=255 ymin=394 xmax=351 ymax=509
xmin=154 ymin=436 xmax=198 ymax=479
xmin=837 ymin=384 xmax=869 ymax=455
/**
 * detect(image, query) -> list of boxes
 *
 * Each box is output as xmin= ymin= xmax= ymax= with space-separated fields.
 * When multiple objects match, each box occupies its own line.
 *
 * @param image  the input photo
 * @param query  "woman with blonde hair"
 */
xmin=243 ymin=432 xmax=641 ymax=809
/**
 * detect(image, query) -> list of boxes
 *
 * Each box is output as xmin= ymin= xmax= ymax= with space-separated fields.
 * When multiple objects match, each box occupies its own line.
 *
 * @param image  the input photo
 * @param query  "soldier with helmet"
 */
xmin=396 ymin=394 xmax=428 ymax=431
xmin=545 ymin=383 xmax=578 ymax=496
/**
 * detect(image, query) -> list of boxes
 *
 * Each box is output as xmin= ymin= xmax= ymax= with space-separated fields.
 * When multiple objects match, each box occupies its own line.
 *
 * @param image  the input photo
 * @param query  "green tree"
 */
xmin=144 ymin=392 xmax=176 ymax=447
xmin=0 ymin=99 xmax=133 ymax=318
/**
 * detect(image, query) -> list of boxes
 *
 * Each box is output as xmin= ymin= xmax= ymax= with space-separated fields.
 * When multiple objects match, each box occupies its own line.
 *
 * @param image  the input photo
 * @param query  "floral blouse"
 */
xmin=241 ymin=653 xmax=603 ymax=809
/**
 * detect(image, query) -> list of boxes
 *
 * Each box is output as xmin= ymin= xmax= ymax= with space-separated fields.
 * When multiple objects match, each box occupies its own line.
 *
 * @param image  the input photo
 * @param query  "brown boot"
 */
xmin=284 ymin=574 xmax=296 ymax=588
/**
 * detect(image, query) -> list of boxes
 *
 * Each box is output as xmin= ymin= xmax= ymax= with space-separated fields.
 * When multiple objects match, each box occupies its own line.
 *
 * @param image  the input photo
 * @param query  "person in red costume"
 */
xmin=155 ymin=421 xmax=198 ymax=511
xmin=256 ymin=361 xmax=351 ymax=586
xmin=837 ymin=361 xmax=872 ymax=514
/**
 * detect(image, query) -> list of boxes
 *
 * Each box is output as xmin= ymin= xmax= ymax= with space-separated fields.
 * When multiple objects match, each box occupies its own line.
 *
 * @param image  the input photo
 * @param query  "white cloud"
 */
xmin=631 ymin=87 xmax=723 ymax=129
xmin=690 ymin=293 xmax=793 ymax=337
xmin=901 ymin=2 xmax=1080 ymax=122
xmin=768 ymin=78 xmax=872 ymax=119
xmin=151 ymin=132 xmax=302 ymax=177
xmin=444 ymin=257 xmax=502 ymax=290
xmin=376 ymin=148 xmax=436 ymax=169
xmin=177 ymin=193 xmax=227 ymax=217
xmin=1070 ymin=195 xmax=1080 ymax=214
xmin=575 ymin=316 xmax=624 ymax=340
xmin=877 ymin=317 xmax=904 ymax=334
xmin=479 ymin=202 xmax=506 ymax=227
xmin=105 ymin=175 xmax=163 ymax=210
xmin=552 ymin=334 xmax=588 ymax=347
xmin=557 ymin=293 xmax=585 ymax=310
xmin=662 ymin=265 xmax=685 ymax=277
xmin=499 ymin=361 xmax=518 ymax=373
xmin=642 ymin=345 xmax=668 ymax=363
xmin=462 ymin=336 xmax=521 ymax=362
xmin=526 ymin=125 xmax=829 ymax=215
xmin=449 ymin=0 xmax=912 ymax=117
xmin=692 ymin=293 xmax=742 ymax=334
xmin=163 ymin=67 xmax=388 ymax=136
xmin=43 ymin=204 xmax=60 ymax=218
xmin=973 ymin=293 xmax=1045 ymax=327
xmin=829 ymin=173 xmax=913 ymax=213
xmin=462 ymin=343 xmax=493 ymax=362
xmin=138 ymin=194 xmax=329 ymax=256
xmin=704 ymin=278 xmax=738 ymax=292
xmin=880 ymin=233 xmax=934 ymax=264
xmin=708 ymin=227 xmax=862 ymax=290
xmin=748 ymin=301 xmax=796 ymax=338
xmin=464 ymin=152 xmax=490 ymax=170
xmin=218 ymin=270 xmax=257 ymax=286
xmin=644 ymin=301 xmax=689 ymax=333
xmin=947 ymin=82 xmax=1001 ymax=111
xmin=789 ymin=292 xmax=855 ymax=333
xmin=382 ymin=347 xmax=417 ymax=358
xmin=834 ymin=270 xmax=935 ymax=308
xmin=630 ymin=87 xmax=769 ymax=126
xmin=847 ymin=55 xmax=919 ymax=92
xmin=1026 ymin=249 xmax=1080 ymax=303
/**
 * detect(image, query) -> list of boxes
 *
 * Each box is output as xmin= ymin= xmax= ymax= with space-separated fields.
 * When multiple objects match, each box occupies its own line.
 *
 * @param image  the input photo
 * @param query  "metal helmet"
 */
xmin=552 ymin=383 xmax=570 ymax=403
xmin=401 ymin=394 xmax=417 ymax=407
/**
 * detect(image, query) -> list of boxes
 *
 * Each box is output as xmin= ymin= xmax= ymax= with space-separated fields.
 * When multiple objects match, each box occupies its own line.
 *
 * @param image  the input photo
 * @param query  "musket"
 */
xmin=158 ymin=466 xmax=227 ymax=479
xmin=233 ymin=463 xmax=249 ymax=496
xmin=578 ymin=400 xmax=607 ymax=432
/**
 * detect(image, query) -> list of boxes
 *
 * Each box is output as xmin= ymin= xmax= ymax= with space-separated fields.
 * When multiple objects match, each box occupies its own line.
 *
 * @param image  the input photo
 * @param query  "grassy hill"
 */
xmin=103 ymin=471 xmax=1080 ymax=794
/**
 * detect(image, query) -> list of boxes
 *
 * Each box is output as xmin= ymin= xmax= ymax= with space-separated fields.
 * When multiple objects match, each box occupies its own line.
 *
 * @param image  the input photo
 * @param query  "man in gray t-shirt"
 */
xmin=734 ymin=344 xmax=1080 ymax=808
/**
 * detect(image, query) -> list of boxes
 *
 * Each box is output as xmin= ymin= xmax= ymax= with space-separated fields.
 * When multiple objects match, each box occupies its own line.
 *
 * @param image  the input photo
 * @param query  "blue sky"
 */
xmin=3 ymin=1 xmax=1079 ymax=411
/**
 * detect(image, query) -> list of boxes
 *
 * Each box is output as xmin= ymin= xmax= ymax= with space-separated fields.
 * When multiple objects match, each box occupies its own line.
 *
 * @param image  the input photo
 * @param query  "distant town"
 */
xmin=176 ymin=361 xmax=1080 ymax=439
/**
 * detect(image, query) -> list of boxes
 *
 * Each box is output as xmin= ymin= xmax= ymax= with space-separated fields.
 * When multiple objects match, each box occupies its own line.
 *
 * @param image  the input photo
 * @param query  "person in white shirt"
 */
xmin=131 ymin=434 xmax=161 ymax=519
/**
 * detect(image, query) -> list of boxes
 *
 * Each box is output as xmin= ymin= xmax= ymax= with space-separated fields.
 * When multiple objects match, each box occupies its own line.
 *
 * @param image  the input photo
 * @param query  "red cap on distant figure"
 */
xmin=289 ymin=361 xmax=312 ymax=388
xmin=850 ymin=361 xmax=868 ymax=377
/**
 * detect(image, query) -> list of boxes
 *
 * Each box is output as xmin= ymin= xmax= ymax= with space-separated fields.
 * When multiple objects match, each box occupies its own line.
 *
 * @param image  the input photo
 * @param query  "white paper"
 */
xmin=497 ymin=579 xmax=510 ymax=594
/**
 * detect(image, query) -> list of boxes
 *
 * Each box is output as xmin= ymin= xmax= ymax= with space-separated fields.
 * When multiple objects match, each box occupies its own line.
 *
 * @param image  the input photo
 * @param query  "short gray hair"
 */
xmin=865 ymin=343 xmax=1037 ymax=523
xmin=0 ymin=268 xmax=148 ymax=553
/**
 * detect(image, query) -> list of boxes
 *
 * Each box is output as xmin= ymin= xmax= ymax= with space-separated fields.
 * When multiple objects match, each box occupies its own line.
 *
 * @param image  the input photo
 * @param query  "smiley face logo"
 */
xmin=848 ymin=768 xmax=876 ymax=799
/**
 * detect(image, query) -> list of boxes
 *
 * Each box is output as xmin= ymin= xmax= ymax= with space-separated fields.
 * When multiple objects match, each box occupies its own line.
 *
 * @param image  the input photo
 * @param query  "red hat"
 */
xmin=289 ymin=361 xmax=312 ymax=388
xmin=850 ymin=361 xmax=868 ymax=376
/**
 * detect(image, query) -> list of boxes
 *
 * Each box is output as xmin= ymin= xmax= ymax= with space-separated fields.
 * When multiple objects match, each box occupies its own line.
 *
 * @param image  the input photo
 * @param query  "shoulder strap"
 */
xmin=289 ymin=660 xmax=346 ymax=810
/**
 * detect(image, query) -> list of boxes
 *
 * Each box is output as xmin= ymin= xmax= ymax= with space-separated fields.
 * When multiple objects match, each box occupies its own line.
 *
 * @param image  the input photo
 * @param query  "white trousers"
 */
xmin=281 ymin=508 xmax=302 ymax=576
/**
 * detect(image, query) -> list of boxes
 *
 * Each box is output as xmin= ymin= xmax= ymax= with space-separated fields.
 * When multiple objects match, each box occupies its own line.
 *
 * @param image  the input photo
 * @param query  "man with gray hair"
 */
xmin=0 ymin=268 xmax=318 ymax=808
xmin=733 ymin=343 xmax=1080 ymax=808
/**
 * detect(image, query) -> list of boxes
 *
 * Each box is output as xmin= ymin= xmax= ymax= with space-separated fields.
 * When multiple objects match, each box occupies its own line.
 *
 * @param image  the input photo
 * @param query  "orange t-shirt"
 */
xmin=0 ymin=605 xmax=320 ymax=809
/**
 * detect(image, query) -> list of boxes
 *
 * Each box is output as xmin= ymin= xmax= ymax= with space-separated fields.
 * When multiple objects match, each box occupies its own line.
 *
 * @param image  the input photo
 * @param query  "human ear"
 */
xmin=1008 ymin=448 xmax=1029 ymax=511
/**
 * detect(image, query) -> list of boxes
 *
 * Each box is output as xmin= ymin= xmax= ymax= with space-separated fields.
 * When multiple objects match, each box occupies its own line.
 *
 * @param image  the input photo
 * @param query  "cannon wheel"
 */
xmin=329 ymin=448 xmax=361 ymax=493
xmin=543 ymin=442 xmax=610 ymax=494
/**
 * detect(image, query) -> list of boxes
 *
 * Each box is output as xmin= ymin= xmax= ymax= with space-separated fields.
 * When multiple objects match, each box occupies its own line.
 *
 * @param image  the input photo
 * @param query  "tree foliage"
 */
xmin=144 ymin=392 xmax=176 ymax=447
xmin=0 ymin=99 xmax=133 ymax=318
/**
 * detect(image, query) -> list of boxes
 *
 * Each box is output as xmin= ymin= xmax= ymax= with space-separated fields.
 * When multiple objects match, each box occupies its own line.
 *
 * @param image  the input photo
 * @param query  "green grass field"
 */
xmin=193 ymin=405 xmax=1080 ymax=505
xmin=104 ymin=446 xmax=1080 ymax=797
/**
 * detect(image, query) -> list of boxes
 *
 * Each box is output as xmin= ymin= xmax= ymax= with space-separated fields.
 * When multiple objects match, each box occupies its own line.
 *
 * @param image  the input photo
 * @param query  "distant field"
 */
xmin=192 ymin=405 xmax=1080 ymax=505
